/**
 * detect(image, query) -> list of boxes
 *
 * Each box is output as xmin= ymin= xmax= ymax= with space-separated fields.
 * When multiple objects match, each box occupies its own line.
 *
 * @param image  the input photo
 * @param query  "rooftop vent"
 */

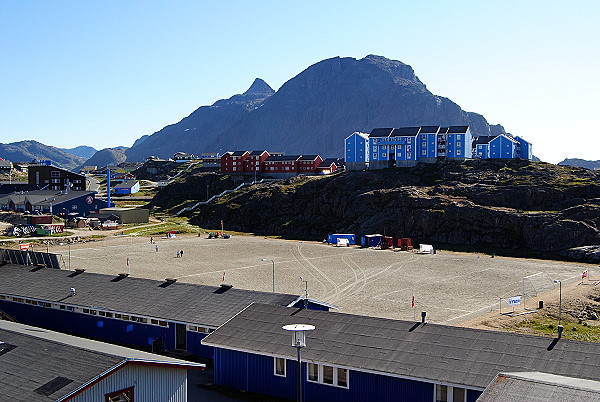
xmin=214 ymin=283 xmax=233 ymax=294
xmin=74 ymin=268 xmax=85 ymax=273
xmin=165 ymin=278 xmax=177 ymax=284
xmin=421 ymin=311 xmax=427 ymax=324
xmin=118 ymin=273 xmax=129 ymax=278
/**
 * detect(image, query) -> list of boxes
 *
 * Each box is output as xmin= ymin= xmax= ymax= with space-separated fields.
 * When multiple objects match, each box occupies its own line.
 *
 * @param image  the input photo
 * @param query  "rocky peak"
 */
xmin=243 ymin=78 xmax=274 ymax=97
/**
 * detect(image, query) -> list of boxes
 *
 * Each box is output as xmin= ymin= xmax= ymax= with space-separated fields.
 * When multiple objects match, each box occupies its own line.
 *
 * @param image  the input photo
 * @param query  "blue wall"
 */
xmin=213 ymin=348 xmax=480 ymax=402
xmin=0 ymin=300 xmax=215 ymax=358
xmin=490 ymin=135 xmax=516 ymax=159
xmin=345 ymin=134 xmax=369 ymax=163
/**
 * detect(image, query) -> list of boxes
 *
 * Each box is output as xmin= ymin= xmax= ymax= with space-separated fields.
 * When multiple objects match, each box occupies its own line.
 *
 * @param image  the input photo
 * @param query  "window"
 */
xmin=457 ymin=142 xmax=461 ymax=148
xmin=105 ymin=386 xmax=134 ymax=402
xmin=422 ymin=150 xmax=427 ymax=155
xmin=382 ymin=153 xmax=387 ymax=158
xmin=51 ymin=171 xmax=60 ymax=178
xmin=422 ymin=142 xmax=427 ymax=148
xmin=52 ymin=179 xmax=60 ymax=183
xmin=307 ymin=363 xmax=349 ymax=388
xmin=457 ymin=150 xmax=462 ymax=156
xmin=435 ymin=384 xmax=466 ymax=402
xmin=73 ymin=179 xmax=81 ymax=183
xmin=274 ymin=357 xmax=286 ymax=376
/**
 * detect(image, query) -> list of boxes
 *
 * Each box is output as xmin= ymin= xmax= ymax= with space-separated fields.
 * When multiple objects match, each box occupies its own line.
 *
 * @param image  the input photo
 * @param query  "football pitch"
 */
xmin=58 ymin=234 xmax=590 ymax=324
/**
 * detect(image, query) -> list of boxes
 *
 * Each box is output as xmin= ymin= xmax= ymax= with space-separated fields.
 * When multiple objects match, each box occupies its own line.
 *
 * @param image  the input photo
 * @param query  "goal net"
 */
xmin=522 ymin=272 xmax=555 ymax=300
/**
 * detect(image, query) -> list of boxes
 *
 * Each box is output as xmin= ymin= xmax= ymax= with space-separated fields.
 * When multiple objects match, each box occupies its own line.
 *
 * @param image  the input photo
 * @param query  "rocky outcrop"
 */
xmin=125 ymin=55 xmax=505 ymax=161
xmin=152 ymin=160 xmax=600 ymax=261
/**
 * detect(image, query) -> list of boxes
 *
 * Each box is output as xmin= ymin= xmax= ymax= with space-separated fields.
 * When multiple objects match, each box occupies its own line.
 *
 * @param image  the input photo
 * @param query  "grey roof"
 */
xmin=369 ymin=128 xmax=394 ymax=137
xmin=114 ymin=180 xmax=138 ymax=189
xmin=248 ymin=150 xmax=268 ymax=156
xmin=0 ymin=264 xmax=304 ymax=327
xmin=392 ymin=127 xmax=420 ymax=136
xmin=318 ymin=158 xmax=344 ymax=168
xmin=0 ymin=190 xmax=95 ymax=207
xmin=0 ymin=160 xmax=12 ymax=167
xmin=478 ymin=372 xmax=600 ymax=402
xmin=298 ymin=155 xmax=320 ymax=161
xmin=264 ymin=155 xmax=301 ymax=162
xmin=439 ymin=127 xmax=449 ymax=134
xmin=231 ymin=151 xmax=248 ymax=157
xmin=202 ymin=304 xmax=600 ymax=390
xmin=0 ymin=321 xmax=202 ymax=401
xmin=419 ymin=125 xmax=440 ymax=134
xmin=448 ymin=125 xmax=469 ymax=134
xmin=474 ymin=136 xmax=496 ymax=145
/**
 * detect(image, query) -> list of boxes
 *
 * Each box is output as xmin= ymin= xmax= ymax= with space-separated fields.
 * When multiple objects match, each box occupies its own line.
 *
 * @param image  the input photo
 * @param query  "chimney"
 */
xmin=557 ymin=325 xmax=564 ymax=339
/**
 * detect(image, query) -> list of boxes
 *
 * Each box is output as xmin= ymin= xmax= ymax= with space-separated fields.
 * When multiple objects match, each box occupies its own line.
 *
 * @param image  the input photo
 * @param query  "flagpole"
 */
xmin=412 ymin=292 xmax=416 ymax=322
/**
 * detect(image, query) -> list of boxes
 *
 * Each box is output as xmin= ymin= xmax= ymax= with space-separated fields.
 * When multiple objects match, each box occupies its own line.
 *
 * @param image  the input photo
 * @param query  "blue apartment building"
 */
xmin=474 ymin=134 xmax=532 ymax=160
xmin=344 ymin=132 xmax=370 ymax=171
xmin=346 ymin=125 xmax=532 ymax=169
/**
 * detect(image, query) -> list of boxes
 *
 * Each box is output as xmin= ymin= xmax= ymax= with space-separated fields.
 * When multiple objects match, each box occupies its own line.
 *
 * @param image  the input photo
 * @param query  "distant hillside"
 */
xmin=0 ymin=140 xmax=84 ymax=170
xmin=126 ymin=55 xmax=508 ymax=162
xmin=60 ymin=145 xmax=97 ymax=159
xmin=80 ymin=148 xmax=127 ymax=170
xmin=558 ymin=158 xmax=600 ymax=170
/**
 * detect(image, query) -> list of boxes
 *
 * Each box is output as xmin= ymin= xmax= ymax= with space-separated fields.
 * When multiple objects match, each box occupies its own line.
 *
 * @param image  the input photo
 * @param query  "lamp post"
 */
xmin=261 ymin=258 xmax=275 ymax=292
xmin=553 ymin=279 xmax=562 ymax=325
xmin=283 ymin=324 xmax=315 ymax=402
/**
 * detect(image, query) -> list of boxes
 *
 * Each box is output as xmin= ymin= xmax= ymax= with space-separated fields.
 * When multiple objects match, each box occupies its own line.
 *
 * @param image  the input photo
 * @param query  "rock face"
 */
xmin=79 ymin=148 xmax=127 ymax=170
xmin=0 ymin=140 xmax=85 ymax=170
xmin=153 ymin=160 xmax=600 ymax=261
xmin=125 ymin=55 xmax=504 ymax=161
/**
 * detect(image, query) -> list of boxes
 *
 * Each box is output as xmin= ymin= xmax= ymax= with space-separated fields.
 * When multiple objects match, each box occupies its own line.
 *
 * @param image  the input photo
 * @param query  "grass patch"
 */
xmin=512 ymin=316 xmax=600 ymax=342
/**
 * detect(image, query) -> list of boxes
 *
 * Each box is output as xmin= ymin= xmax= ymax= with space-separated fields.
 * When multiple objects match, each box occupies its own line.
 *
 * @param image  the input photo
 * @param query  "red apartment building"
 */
xmin=243 ymin=150 xmax=270 ymax=173
xmin=28 ymin=165 xmax=86 ymax=191
xmin=220 ymin=151 xmax=249 ymax=173
xmin=297 ymin=155 xmax=323 ymax=173
xmin=220 ymin=151 xmax=342 ymax=177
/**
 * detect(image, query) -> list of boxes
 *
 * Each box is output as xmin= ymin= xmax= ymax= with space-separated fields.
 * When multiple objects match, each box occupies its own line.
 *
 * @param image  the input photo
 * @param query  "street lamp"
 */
xmin=553 ymin=279 xmax=562 ymax=325
xmin=261 ymin=258 xmax=275 ymax=293
xmin=283 ymin=324 xmax=315 ymax=402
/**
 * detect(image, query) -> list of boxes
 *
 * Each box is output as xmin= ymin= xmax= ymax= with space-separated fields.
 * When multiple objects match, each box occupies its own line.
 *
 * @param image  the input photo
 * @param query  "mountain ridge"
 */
xmin=124 ymin=55 xmax=503 ymax=161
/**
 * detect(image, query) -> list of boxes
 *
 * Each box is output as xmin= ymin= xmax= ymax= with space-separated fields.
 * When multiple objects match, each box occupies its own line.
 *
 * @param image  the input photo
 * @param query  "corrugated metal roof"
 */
xmin=478 ymin=372 xmax=600 ymax=401
xmin=202 ymin=304 xmax=600 ymax=390
xmin=0 ymin=321 xmax=202 ymax=401
xmin=0 ymin=264 xmax=301 ymax=327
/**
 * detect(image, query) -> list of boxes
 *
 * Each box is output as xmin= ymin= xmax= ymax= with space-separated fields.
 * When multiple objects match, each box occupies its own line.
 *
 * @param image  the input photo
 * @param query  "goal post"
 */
xmin=522 ymin=272 xmax=555 ymax=310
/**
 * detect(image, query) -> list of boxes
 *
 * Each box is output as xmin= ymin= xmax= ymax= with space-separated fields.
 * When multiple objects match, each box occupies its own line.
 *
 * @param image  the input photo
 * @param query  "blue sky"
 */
xmin=1 ymin=1 xmax=598 ymax=163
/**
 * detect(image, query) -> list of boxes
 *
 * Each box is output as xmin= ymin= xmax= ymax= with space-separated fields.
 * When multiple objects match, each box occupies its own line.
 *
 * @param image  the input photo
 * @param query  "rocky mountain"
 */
xmin=0 ymin=140 xmax=85 ymax=170
xmin=558 ymin=158 xmax=600 ymax=170
xmin=149 ymin=160 xmax=600 ymax=262
xmin=79 ymin=147 xmax=127 ymax=170
xmin=60 ymin=145 xmax=97 ymax=159
xmin=125 ymin=55 xmax=504 ymax=161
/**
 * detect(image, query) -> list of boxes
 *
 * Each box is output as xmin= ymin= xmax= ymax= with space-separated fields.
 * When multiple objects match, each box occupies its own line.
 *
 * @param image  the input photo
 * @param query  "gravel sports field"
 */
xmin=56 ymin=234 xmax=593 ymax=324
